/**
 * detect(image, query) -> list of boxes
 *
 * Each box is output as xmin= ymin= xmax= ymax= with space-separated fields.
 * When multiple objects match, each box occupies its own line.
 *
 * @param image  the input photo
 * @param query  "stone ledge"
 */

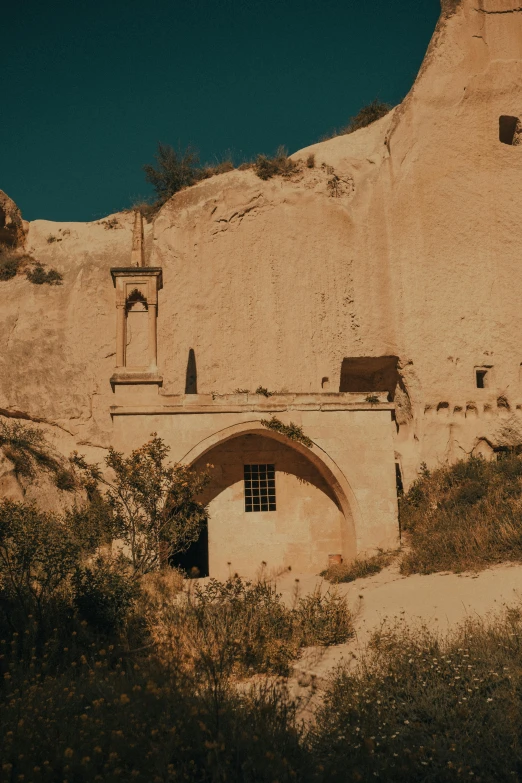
xmin=110 ymin=371 xmax=163 ymax=387
xmin=109 ymin=391 xmax=394 ymax=416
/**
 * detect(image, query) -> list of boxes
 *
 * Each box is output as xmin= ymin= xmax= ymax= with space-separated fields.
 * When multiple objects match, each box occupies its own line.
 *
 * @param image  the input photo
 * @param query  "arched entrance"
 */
xmin=176 ymin=422 xmax=359 ymax=579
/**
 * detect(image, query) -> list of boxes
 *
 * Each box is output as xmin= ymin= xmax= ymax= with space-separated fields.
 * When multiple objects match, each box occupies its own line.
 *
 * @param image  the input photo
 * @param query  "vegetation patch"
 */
xmin=71 ymin=434 xmax=210 ymax=575
xmin=260 ymin=416 xmax=313 ymax=448
xmin=254 ymin=146 xmax=300 ymax=181
xmin=400 ymin=453 xmax=522 ymax=574
xmin=322 ymin=550 xmax=396 ymax=583
xmin=0 ymin=420 xmax=73 ymax=487
xmin=25 ymin=263 xmax=63 ymax=285
xmin=143 ymin=143 xmax=236 ymax=206
xmin=255 ymin=385 xmax=273 ymax=397
xmin=154 ymin=577 xmax=352 ymax=679
xmin=0 ymin=245 xmax=62 ymax=285
xmin=310 ymin=610 xmax=522 ymax=781
xmin=324 ymin=99 xmax=392 ymax=140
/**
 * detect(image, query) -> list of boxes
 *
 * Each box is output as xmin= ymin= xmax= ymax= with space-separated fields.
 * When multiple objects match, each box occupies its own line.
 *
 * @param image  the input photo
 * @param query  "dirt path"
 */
xmin=275 ymin=561 xmax=522 ymax=683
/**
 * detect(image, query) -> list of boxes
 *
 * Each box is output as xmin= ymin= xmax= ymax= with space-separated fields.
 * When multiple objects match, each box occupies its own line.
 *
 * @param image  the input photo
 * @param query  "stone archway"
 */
xmin=180 ymin=421 xmax=360 ymax=578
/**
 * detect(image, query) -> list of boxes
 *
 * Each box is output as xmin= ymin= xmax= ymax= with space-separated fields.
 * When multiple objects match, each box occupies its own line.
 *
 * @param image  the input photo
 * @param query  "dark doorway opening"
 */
xmin=499 ymin=115 xmax=519 ymax=145
xmin=185 ymin=348 xmax=198 ymax=394
xmin=340 ymin=356 xmax=400 ymax=400
xmin=170 ymin=525 xmax=209 ymax=577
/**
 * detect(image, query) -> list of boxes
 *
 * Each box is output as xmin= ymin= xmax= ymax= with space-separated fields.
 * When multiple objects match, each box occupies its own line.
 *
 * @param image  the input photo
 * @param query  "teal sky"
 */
xmin=1 ymin=0 xmax=440 ymax=222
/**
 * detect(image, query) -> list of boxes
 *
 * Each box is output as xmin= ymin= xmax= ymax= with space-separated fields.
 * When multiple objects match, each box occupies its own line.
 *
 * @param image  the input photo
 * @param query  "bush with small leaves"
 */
xmin=400 ymin=452 xmax=522 ymax=573
xmin=260 ymin=416 xmax=313 ymax=448
xmin=74 ymin=556 xmax=141 ymax=632
xmin=26 ymin=263 xmax=63 ymax=285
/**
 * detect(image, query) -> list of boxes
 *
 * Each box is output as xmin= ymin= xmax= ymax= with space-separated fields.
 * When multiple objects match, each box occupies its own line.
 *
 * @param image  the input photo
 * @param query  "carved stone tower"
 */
xmin=110 ymin=211 xmax=163 ymax=387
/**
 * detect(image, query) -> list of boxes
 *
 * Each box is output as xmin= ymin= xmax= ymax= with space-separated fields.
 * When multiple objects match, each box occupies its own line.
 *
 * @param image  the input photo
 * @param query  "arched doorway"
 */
xmin=178 ymin=423 xmax=358 ymax=579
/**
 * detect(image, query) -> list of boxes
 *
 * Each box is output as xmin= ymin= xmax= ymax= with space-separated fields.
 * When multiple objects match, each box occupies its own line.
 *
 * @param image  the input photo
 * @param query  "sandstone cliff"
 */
xmin=1 ymin=0 xmax=521 ymax=489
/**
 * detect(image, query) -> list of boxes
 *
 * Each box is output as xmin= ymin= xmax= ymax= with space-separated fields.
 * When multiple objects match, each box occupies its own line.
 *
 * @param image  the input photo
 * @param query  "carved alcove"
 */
xmin=110 ymin=212 xmax=163 ymax=387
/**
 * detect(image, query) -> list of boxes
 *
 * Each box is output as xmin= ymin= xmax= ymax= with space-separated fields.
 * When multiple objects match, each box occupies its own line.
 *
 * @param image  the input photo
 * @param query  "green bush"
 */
xmin=0 ymin=500 xmax=80 ymax=631
xmin=72 ymin=434 xmax=210 ymax=575
xmin=261 ymin=416 xmax=313 ymax=448
xmin=400 ymin=453 xmax=522 ymax=574
xmin=25 ymin=262 xmax=63 ymax=285
xmin=143 ymin=143 xmax=236 ymax=205
xmin=74 ymin=556 xmax=141 ymax=633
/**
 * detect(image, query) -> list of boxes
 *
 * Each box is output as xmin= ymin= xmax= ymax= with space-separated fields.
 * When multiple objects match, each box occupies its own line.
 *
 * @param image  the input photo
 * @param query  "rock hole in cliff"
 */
xmin=437 ymin=402 xmax=450 ymax=415
xmin=395 ymin=462 xmax=404 ymax=498
xmin=321 ymin=377 xmax=330 ymax=390
xmin=499 ymin=115 xmax=520 ymax=145
xmin=475 ymin=368 xmax=489 ymax=389
xmin=339 ymin=356 xmax=400 ymax=399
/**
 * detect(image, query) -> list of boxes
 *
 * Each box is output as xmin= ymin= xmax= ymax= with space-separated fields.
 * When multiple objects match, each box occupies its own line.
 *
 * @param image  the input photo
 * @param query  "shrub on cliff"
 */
xmin=143 ymin=142 xmax=235 ymax=204
xmin=400 ymin=452 xmax=522 ymax=573
xmin=0 ymin=246 xmax=62 ymax=285
xmin=323 ymin=99 xmax=392 ymax=140
xmin=254 ymin=146 xmax=300 ymax=180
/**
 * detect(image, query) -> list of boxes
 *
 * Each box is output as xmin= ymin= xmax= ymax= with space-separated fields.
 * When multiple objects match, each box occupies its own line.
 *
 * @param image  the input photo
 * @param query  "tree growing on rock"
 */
xmin=72 ymin=434 xmax=210 ymax=575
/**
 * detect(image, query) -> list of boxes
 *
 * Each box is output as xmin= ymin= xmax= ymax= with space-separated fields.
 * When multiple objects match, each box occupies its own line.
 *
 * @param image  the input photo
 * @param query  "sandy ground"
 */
xmin=274 ymin=561 xmax=522 ymax=684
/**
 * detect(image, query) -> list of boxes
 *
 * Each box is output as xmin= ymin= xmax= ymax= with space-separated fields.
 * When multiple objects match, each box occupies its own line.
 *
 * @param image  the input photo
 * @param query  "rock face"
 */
xmin=0 ymin=190 xmax=25 ymax=247
xmin=1 ymin=0 xmax=522 ymax=496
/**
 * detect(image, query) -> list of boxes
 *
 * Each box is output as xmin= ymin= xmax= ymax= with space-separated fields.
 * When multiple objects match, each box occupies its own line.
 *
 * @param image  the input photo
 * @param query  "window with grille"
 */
xmin=244 ymin=464 xmax=276 ymax=512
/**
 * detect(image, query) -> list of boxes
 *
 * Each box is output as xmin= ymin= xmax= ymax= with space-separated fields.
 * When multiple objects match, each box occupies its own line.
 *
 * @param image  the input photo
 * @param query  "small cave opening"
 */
xmin=339 ymin=356 xmax=400 ymax=400
xmin=499 ymin=115 xmax=521 ymax=146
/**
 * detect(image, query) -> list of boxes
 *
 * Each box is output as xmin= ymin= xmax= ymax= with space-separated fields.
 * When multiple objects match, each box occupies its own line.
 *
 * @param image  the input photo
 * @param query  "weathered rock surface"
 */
xmin=0 ymin=190 xmax=25 ymax=247
xmin=1 ymin=0 xmax=521 ymax=488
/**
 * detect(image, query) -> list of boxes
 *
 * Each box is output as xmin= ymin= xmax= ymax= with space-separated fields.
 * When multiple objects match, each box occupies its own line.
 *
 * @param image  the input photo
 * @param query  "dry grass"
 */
xmin=311 ymin=607 xmax=522 ymax=781
xmin=400 ymin=454 xmax=522 ymax=574
xmin=148 ymin=576 xmax=353 ymax=679
xmin=254 ymin=146 xmax=300 ymax=180
xmin=322 ymin=550 xmax=397 ymax=583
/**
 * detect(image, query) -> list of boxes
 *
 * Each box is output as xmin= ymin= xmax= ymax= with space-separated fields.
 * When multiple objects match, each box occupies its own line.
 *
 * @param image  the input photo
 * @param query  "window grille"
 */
xmin=244 ymin=464 xmax=276 ymax=512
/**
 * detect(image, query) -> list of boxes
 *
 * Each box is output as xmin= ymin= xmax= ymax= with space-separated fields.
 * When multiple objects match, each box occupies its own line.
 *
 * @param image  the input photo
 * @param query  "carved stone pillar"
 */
xmin=109 ymin=267 xmax=163 ymax=387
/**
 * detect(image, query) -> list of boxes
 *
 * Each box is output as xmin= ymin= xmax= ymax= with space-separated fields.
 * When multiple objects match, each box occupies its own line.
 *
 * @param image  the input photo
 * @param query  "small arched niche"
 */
xmin=125 ymin=289 xmax=149 ymax=367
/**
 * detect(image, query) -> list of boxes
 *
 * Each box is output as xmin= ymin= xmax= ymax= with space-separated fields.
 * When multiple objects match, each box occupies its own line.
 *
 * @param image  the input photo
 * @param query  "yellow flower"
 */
xmin=120 ymin=693 xmax=130 ymax=705
xmin=64 ymin=748 xmax=74 ymax=758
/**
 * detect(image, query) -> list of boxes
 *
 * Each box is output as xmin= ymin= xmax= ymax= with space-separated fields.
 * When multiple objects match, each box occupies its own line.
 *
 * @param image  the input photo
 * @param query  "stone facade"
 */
xmin=110 ymin=387 xmax=399 ymax=577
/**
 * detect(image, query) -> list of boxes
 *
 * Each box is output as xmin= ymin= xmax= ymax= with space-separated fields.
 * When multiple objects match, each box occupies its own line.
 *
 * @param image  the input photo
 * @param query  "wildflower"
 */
xmin=94 ymin=747 xmax=102 ymax=754
xmin=120 ymin=694 xmax=130 ymax=705
xmin=81 ymin=757 xmax=91 ymax=764
xmin=64 ymin=748 xmax=74 ymax=758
